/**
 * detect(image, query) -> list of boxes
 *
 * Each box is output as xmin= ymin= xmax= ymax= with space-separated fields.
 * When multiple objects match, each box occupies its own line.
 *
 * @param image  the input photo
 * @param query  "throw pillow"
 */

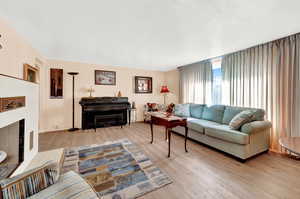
xmin=174 ymin=104 xmax=190 ymax=117
xmin=166 ymin=103 xmax=175 ymax=113
xmin=229 ymin=110 xmax=255 ymax=130
xmin=147 ymin=103 xmax=158 ymax=112
xmin=0 ymin=161 xmax=60 ymax=199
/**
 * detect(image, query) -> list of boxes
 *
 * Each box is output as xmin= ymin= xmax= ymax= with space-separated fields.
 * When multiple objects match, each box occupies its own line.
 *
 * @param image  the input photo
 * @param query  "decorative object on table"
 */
xmin=87 ymin=86 xmax=95 ymax=98
xmin=62 ymin=139 xmax=172 ymax=199
xmin=0 ymin=96 xmax=25 ymax=113
xmin=95 ymin=70 xmax=116 ymax=85
xmin=131 ymin=101 xmax=136 ymax=109
xmin=23 ymin=64 xmax=39 ymax=83
xmin=150 ymin=112 xmax=188 ymax=157
xmin=279 ymin=137 xmax=300 ymax=160
xmin=135 ymin=76 xmax=152 ymax=93
xmin=0 ymin=151 xmax=7 ymax=164
xmin=67 ymin=72 xmax=79 ymax=132
xmin=160 ymin=85 xmax=170 ymax=104
xmin=117 ymin=90 xmax=122 ymax=97
xmin=50 ymin=68 xmax=63 ymax=99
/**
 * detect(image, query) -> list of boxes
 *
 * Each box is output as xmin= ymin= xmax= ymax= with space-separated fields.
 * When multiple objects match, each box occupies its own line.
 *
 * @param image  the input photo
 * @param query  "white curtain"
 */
xmin=179 ymin=61 xmax=212 ymax=104
xmin=222 ymin=34 xmax=300 ymax=151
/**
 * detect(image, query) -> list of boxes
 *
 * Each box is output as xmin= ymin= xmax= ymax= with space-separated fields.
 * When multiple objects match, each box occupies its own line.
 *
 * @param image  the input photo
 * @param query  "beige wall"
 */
xmin=0 ymin=18 xmax=45 ymax=78
xmin=0 ymin=17 xmax=180 ymax=133
xmin=165 ymin=69 xmax=180 ymax=104
xmin=40 ymin=60 xmax=180 ymax=132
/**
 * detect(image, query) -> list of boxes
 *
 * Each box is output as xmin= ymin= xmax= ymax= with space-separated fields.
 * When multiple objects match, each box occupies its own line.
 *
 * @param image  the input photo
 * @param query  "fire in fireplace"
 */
xmin=0 ymin=119 xmax=25 ymax=180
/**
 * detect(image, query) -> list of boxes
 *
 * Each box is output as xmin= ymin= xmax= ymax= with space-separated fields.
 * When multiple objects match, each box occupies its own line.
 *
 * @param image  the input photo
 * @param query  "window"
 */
xmin=211 ymin=59 xmax=222 ymax=104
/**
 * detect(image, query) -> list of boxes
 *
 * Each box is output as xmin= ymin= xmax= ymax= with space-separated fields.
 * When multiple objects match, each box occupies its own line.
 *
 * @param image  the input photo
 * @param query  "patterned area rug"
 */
xmin=62 ymin=139 xmax=172 ymax=199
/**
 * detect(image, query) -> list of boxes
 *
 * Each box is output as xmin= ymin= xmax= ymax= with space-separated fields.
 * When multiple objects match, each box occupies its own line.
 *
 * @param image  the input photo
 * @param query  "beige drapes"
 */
xmin=222 ymin=34 xmax=300 ymax=151
xmin=179 ymin=61 xmax=212 ymax=104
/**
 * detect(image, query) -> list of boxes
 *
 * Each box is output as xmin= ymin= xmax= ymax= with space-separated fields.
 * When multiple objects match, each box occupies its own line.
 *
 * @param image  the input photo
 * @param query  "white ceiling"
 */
xmin=1 ymin=0 xmax=300 ymax=71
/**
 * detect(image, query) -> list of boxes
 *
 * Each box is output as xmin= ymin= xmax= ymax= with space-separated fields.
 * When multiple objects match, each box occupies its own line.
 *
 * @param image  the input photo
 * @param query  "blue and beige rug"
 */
xmin=62 ymin=139 xmax=172 ymax=199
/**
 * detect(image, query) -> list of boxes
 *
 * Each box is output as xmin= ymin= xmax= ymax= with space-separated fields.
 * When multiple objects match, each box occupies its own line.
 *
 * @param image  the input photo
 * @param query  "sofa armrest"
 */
xmin=241 ymin=121 xmax=272 ymax=134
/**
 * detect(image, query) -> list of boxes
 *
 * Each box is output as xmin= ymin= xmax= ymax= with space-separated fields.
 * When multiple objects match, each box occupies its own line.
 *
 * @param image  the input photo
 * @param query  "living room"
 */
xmin=0 ymin=1 xmax=300 ymax=199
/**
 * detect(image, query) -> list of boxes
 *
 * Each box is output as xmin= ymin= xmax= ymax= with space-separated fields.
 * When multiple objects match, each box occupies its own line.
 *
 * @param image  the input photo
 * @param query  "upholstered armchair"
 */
xmin=144 ymin=103 xmax=167 ymax=122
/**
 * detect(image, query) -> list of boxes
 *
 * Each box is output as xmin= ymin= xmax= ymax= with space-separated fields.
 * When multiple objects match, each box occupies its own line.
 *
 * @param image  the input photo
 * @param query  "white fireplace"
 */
xmin=0 ymin=74 xmax=39 ymax=176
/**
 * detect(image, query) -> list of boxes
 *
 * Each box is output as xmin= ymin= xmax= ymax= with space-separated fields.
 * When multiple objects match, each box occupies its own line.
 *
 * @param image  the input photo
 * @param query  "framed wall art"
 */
xmin=23 ymin=64 xmax=39 ymax=83
xmin=95 ymin=70 xmax=116 ymax=85
xmin=135 ymin=76 xmax=152 ymax=93
xmin=50 ymin=68 xmax=63 ymax=99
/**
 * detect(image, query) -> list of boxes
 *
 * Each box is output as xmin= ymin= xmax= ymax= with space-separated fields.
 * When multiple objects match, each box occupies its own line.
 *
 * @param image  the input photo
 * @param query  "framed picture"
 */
xmin=95 ymin=70 xmax=116 ymax=85
xmin=135 ymin=76 xmax=152 ymax=93
xmin=50 ymin=68 xmax=63 ymax=99
xmin=23 ymin=64 xmax=39 ymax=83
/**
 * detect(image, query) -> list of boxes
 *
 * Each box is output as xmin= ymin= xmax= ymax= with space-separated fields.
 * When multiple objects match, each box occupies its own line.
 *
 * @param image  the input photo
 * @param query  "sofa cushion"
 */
xmin=222 ymin=106 xmax=265 ymax=124
xmin=205 ymin=125 xmax=250 ymax=145
xmin=241 ymin=121 xmax=272 ymax=134
xmin=187 ymin=119 xmax=221 ymax=133
xmin=0 ymin=161 xmax=59 ymax=199
xmin=29 ymin=171 xmax=98 ymax=199
xmin=229 ymin=110 xmax=255 ymax=130
xmin=202 ymin=105 xmax=225 ymax=123
xmin=190 ymin=104 xmax=206 ymax=119
xmin=174 ymin=104 xmax=190 ymax=117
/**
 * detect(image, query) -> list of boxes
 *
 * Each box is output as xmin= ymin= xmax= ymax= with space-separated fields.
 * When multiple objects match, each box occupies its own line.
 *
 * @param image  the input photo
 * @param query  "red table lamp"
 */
xmin=160 ymin=85 xmax=170 ymax=104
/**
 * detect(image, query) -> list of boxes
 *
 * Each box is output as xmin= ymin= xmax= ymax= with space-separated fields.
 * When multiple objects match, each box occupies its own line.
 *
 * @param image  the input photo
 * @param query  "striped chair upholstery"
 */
xmin=0 ymin=161 xmax=59 ymax=199
xmin=28 ymin=171 xmax=99 ymax=199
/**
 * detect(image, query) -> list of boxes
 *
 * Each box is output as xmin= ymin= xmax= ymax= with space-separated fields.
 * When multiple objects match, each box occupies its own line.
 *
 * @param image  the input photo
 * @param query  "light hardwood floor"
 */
xmin=39 ymin=123 xmax=300 ymax=199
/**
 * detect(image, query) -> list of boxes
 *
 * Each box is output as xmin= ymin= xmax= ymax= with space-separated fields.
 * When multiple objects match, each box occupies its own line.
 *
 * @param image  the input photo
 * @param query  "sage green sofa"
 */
xmin=172 ymin=104 xmax=272 ymax=160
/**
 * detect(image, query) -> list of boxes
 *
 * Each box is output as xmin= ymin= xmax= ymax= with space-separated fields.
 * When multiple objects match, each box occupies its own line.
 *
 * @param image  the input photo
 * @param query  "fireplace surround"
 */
xmin=0 ymin=74 xmax=39 ymax=176
xmin=0 ymin=119 xmax=25 ymax=179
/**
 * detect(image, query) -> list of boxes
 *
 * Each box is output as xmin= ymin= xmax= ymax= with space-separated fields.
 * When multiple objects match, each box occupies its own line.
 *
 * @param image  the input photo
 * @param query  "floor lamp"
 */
xmin=68 ymin=72 xmax=79 ymax=132
xmin=160 ymin=85 xmax=170 ymax=105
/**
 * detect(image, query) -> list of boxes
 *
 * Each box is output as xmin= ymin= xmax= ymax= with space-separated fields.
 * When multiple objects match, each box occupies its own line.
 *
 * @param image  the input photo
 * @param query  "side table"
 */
xmin=279 ymin=137 xmax=300 ymax=159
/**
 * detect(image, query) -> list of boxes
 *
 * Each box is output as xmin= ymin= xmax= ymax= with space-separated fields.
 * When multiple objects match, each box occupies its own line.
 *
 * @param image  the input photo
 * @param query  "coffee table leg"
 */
xmin=168 ymin=128 xmax=171 ymax=158
xmin=165 ymin=127 xmax=168 ymax=141
xmin=150 ymin=120 xmax=153 ymax=144
xmin=185 ymin=126 xmax=188 ymax=153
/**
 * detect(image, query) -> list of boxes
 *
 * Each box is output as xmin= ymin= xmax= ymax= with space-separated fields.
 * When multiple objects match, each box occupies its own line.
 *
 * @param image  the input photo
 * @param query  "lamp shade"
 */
xmin=160 ymin=85 xmax=170 ymax=93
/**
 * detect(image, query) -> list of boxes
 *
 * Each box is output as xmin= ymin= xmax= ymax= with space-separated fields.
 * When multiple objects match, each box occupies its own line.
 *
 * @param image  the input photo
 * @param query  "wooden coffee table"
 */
xmin=149 ymin=112 xmax=188 ymax=157
xmin=279 ymin=137 xmax=300 ymax=159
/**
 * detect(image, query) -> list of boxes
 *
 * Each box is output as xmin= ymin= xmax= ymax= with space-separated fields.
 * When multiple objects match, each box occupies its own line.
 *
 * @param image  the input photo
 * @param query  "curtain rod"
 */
xmin=177 ymin=31 xmax=300 ymax=70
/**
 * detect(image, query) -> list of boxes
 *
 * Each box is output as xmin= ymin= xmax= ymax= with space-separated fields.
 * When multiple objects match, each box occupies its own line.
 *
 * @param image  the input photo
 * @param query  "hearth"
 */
xmin=0 ymin=119 xmax=25 ymax=179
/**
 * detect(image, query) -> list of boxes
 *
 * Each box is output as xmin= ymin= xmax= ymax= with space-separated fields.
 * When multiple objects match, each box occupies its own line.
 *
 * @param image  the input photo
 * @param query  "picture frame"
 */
xmin=135 ymin=76 xmax=152 ymax=93
xmin=23 ymin=64 xmax=39 ymax=83
xmin=50 ymin=68 xmax=63 ymax=99
xmin=95 ymin=70 xmax=116 ymax=85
